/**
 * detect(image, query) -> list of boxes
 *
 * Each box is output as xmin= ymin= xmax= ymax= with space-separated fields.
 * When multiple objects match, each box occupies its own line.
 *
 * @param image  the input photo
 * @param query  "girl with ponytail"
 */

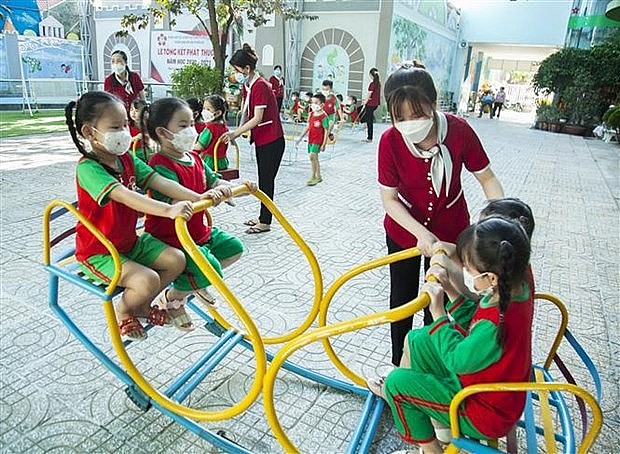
xmin=66 ymin=91 xmax=214 ymax=341
xmin=366 ymin=217 xmax=532 ymax=453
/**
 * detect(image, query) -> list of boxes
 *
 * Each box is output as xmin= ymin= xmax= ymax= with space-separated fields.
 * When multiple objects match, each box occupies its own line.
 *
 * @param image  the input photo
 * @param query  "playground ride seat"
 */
xmin=212 ymin=136 xmax=240 ymax=180
xmin=263 ymin=251 xmax=603 ymax=453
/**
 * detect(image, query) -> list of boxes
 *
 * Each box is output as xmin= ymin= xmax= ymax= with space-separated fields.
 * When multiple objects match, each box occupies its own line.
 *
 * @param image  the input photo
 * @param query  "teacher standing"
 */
xmin=103 ymin=50 xmax=145 ymax=113
xmin=362 ymin=67 xmax=381 ymax=143
xmin=221 ymin=44 xmax=285 ymax=235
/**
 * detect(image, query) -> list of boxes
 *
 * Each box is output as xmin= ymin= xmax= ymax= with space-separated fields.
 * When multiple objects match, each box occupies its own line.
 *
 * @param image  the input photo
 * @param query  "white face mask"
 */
xmin=310 ymin=104 xmax=322 ymax=112
xmin=462 ymin=268 xmax=495 ymax=297
xmin=92 ymin=127 xmax=132 ymax=156
xmin=170 ymin=126 xmax=198 ymax=153
xmin=111 ymin=63 xmax=126 ymax=76
xmin=395 ymin=117 xmax=434 ymax=144
xmin=301 ymin=95 xmax=310 ymax=102
xmin=273 ymin=69 xmax=281 ymax=77
xmin=203 ymin=110 xmax=215 ymax=122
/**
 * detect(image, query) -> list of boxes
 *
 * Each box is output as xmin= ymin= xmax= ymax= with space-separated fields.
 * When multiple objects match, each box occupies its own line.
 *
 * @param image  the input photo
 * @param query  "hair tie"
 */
xmin=499 ymin=312 xmax=505 ymax=323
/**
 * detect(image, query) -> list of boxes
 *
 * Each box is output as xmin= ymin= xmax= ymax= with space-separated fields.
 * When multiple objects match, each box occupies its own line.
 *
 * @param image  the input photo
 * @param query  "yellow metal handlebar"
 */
xmin=175 ymin=184 xmax=324 ymax=345
xmin=444 ymin=382 xmax=603 ymax=454
xmin=44 ymin=200 xmax=250 ymax=421
xmin=212 ymin=136 xmax=240 ymax=173
xmin=534 ymin=293 xmax=569 ymax=369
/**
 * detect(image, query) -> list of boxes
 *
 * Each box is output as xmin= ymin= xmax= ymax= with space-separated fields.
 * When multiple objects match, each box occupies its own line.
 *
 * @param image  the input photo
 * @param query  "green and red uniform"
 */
xmin=307 ymin=111 xmax=329 ymax=154
xmin=145 ymin=151 xmax=243 ymax=292
xmin=196 ymin=122 xmax=229 ymax=171
xmin=75 ymin=153 xmax=167 ymax=282
xmin=324 ymin=94 xmax=340 ymax=127
xmin=383 ymin=282 xmax=533 ymax=444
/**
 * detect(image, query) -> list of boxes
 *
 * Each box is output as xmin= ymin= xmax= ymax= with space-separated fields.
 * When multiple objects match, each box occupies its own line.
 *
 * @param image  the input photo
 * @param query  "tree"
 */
xmin=171 ymin=62 xmax=222 ymax=98
xmin=120 ymin=0 xmax=316 ymax=87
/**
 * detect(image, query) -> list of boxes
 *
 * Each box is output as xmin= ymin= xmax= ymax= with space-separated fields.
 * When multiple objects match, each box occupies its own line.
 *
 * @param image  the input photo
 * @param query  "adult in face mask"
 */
xmin=269 ymin=65 xmax=285 ymax=112
xmin=104 ymin=50 xmax=146 ymax=113
xmin=377 ymin=64 xmax=504 ymax=366
xmin=221 ymin=43 xmax=285 ymax=235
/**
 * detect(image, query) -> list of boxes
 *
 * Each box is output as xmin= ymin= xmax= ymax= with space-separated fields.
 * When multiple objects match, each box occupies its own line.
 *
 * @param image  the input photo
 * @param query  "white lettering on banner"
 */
xmin=150 ymin=31 xmax=215 ymax=83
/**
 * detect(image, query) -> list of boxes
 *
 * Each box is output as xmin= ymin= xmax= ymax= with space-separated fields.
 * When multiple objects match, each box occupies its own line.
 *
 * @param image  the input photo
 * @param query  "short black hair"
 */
xmin=322 ymin=80 xmax=333 ymax=89
xmin=313 ymin=93 xmax=326 ymax=103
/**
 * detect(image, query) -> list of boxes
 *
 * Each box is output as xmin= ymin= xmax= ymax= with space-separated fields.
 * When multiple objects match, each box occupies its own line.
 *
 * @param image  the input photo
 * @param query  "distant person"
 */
xmin=321 ymin=79 xmax=343 ymax=136
xmin=296 ymin=93 xmax=329 ymax=186
xmin=104 ymin=50 xmax=145 ymax=113
xmin=378 ymin=65 xmax=504 ymax=365
xmin=362 ymin=68 xmax=381 ymax=143
xmin=221 ymin=43 xmax=285 ymax=235
xmin=492 ymin=87 xmax=506 ymax=119
xmin=128 ymin=99 xmax=150 ymax=163
xmin=269 ymin=65 xmax=285 ymax=112
xmin=478 ymin=90 xmax=494 ymax=118
xmin=193 ymin=95 xmax=230 ymax=171
xmin=186 ymin=97 xmax=206 ymax=133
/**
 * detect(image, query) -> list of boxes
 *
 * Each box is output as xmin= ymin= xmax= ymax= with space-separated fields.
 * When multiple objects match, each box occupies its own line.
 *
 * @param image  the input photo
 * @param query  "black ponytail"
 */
xmin=496 ymin=240 xmax=515 ymax=345
xmin=139 ymin=102 xmax=152 ymax=159
xmin=64 ymin=91 xmax=125 ymax=177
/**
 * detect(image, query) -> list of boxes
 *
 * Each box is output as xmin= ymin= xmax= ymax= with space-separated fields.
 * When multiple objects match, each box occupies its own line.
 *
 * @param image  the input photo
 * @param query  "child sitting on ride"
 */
xmin=343 ymin=96 xmax=360 ymax=124
xmin=298 ymin=92 xmax=312 ymax=123
xmin=186 ymin=97 xmax=207 ymax=134
xmin=129 ymin=99 xmax=151 ymax=163
xmin=144 ymin=97 xmax=249 ymax=314
xmin=192 ymin=95 xmax=230 ymax=172
xmin=65 ymin=91 xmax=207 ymax=342
xmin=367 ymin=217 xmax=533 ymax=454
xmin=286 ymin=91 xmax=300 ymax=121
xmin=295 ymin=93 xmax=329 ymax=186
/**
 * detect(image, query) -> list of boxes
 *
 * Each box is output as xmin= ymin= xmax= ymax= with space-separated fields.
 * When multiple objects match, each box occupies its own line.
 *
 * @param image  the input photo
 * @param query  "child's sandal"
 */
xmin=146 ymin=306 xmax=170 ymax=326
xmin=194 ymin=288 xmax=218 ymax=308
xmin=118 ymin=317 xmax=147 ymax=341
xmin=154 ymin=291 xmax=195 ymax=332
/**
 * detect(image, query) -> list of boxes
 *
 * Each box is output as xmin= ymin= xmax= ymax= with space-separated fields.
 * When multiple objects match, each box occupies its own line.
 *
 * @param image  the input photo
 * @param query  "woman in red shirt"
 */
xmin=103 ymin=50 xmax=145 ymax=113
xmin=362 ymin=68 xmax=381 ymax=143
xmin=378 ymin=65 xmax=504 ymax=365
xmin=221 ymin=44 xmax=285 ymax=234
xmin=269 ymin=65 xmax=285 ymax=112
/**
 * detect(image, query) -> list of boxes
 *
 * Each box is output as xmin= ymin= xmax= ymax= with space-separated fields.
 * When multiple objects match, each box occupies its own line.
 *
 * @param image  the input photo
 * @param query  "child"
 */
xmin=296 ymin=93 xmax=329 ymax=186
xmin=368 ymin=217 xmax=533 ymax=453
xmin=343 ymin=96 xmax=359 ymax=124
xmin=287 ymin=91 xmax=300 ymax=121
xmin=129 ymin=99 xmax=151 ymax=163
xmin=193 ymin=95 xmax=230 ymax=172
xmin=65 ymin=91 xmax=206 ymax=341
xmin=321 ymin=80 xmax=344 ymax=135
xmin=144 ymin=97 xmax=247 ymax=314
xmin=186 ymin=97 xmax=207 ymax=134
xmin=299 ymin=92 xmax=313 ymax=122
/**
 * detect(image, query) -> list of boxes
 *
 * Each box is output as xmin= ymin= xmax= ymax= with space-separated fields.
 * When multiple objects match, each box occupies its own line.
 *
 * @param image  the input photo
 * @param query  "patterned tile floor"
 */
xmin=0 ymin=111 xmax=618 ymax=453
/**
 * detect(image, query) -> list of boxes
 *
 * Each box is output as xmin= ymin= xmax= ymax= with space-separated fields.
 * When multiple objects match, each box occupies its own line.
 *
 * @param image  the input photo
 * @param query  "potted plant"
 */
xmin=535 ymin=103 xmax=551 ymax=130
xmin=170 ymin=63 xmax=223 ymax=100
xmin=602 ymin=105 xmax=620 ymax=140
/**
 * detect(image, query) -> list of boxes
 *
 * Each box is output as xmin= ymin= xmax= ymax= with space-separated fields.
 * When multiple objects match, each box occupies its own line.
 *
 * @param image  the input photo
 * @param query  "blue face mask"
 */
xmin=235 ymin=72 xmax=247 ymax=84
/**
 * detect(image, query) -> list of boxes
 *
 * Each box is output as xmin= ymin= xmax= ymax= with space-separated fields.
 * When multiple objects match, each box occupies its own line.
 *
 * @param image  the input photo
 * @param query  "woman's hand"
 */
xmin=244 ymin=180 xmax=258 ymax=192
xmin=421 ymin=282 xmax=447 ymax=320
xmin=416 ymin=231 xmax=440 ymax=257
xmin=432 ymin=241 xmax=456 ymax=258
xmin=165 ymin=201 xmax=193 ymax=220
xmin=220 ymin=131 xmax=236 ymax=144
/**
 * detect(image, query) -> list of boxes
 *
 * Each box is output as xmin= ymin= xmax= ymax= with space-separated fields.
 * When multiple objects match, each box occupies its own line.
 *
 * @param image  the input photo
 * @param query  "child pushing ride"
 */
xmin=367 ymin=217 xmax=533 ymax=454
xmin=65 ymin=91 xmax=211 ymax=342
xmin=143 ymin=97 xmax=254 ymax=321
xmin=192 ymin=95 xmax=231 ymax=172
xmin=295 ymin=93 xmax=329 ymax=186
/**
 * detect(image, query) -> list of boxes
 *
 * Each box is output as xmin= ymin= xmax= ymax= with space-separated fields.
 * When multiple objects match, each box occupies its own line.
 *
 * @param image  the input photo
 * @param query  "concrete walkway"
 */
xmin=0 ymin=112 xmax=618 ymax=453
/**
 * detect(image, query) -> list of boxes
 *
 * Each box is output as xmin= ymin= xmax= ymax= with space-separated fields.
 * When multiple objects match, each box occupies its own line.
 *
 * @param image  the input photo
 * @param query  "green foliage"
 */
xmin=603 ymin=106 xmax=620 ymax=129
xmin=171 ymin=63 xmax=223 ymax=99
xmin=532 ymin=36 xmax=620 ymax=126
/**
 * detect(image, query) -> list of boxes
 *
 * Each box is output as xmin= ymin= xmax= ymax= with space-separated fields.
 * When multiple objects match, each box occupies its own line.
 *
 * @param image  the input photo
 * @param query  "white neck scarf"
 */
xmin=402 ymin=111 xmax=452 ymax=197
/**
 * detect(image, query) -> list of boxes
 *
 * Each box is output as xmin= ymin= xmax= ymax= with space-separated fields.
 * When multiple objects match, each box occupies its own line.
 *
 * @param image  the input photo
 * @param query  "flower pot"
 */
xmin=549 ymin=122 xmax=562 ymax=133
xmin=541 ymin=121 xmax=549 ymax=131
xmin=562 ymin=124 xmax=587 ymax=136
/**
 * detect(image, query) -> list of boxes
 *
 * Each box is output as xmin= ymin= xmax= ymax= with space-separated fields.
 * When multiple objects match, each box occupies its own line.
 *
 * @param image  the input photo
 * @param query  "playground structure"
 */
xmin=43 ymin=184 xmax=603 ymax=453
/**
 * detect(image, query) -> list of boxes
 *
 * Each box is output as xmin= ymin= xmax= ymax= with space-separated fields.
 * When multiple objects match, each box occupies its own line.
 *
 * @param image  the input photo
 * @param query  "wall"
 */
xmin=460 ymin=0 xmax=572 ymax=46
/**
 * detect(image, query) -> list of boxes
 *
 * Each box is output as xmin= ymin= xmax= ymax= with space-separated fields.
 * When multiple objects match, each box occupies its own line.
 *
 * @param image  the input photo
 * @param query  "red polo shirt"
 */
xmin=377 ymin=113 xmax=490 ymax=248
xmin=242 ymin=77 xmax=284 ymax=147
xmin=367 ymin=81 xmax=381 ymax=107
xmin=268 ymin=75 xmax=285 ymax=99
xmin=104 ymin=71 xmax=144 ymax=113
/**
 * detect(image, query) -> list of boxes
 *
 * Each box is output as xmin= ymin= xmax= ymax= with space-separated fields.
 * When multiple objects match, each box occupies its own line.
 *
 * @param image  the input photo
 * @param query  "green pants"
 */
xmin=383 ymin=328 xmax=487 ymax=444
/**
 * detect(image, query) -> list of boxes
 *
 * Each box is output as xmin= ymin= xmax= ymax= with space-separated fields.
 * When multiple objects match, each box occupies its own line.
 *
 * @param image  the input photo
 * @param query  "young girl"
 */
xmin=187 ymin=97 xmax=207 ymax=134
xmin=129 ymin=99 xmax=150 ymax=163
xmin=193 ymin=95 xmax=230 ymax=171
xmin=295 ymin=93 xmax=329 ymax=186
xmin=368 ymin=217 xmax=533 ymax=453
xmin=144 ymin=97 xmax=247 ymax=319
xmin=378 ymin=65 xmax=505 ymax=365
xmin=66 ymin=91 xmax=206 ymax=341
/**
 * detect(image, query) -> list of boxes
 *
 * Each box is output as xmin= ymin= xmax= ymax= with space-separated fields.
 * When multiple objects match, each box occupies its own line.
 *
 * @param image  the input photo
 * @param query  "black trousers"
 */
xmin=276 ymin=97 xmax=283 ymax=112
xmin=386 ymin=234 xmax=434 ymax=366
xmin=364 ymin=105 xmax=378 ymax=140
xmin=492 ymin=102 xmax=503 ymax=118
xmin=255 ymin=136 xmax=285 ymax=225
